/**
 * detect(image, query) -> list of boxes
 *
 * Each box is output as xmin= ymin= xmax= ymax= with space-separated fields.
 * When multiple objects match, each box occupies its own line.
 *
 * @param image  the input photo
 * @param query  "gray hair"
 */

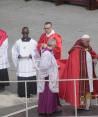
xmin=47 ymin=39 xmax=56 ymax=47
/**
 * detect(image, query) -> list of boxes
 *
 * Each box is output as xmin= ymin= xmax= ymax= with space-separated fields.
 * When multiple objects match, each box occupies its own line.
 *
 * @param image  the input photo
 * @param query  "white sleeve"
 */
xmin=40 ymin=51 xmax=51 ymax=70
xmin=32 ymin=39 xmax=38 ymax=57
xmin=2 ymin=38 xmax=8 ymax=49
xmin=32 ymin=57 xmax=39 ymax=71
xmin=2 ymin=39 xmax=8 ymax=55
xmin=12 ymin=42 xmax=19 ymax=67
xmin=0 ymin=39 xmax=9 ymax=67
xmin=2 ymin=39 xmax=8 ymax=54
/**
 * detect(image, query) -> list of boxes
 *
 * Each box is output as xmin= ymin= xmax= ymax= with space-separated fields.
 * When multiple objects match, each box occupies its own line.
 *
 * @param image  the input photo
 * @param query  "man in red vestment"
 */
xmin=61 ymin=34 xmax=98 ymax=110
xmin=37 ymin=22 xmax=62 ymax=59
xmin=37 ymin=22 xmax=62 ymax=109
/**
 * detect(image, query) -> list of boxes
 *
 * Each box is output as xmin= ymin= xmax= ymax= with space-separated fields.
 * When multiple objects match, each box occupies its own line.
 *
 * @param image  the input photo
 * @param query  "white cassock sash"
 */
xmin=86 ymin=51 xmax=93 ymax=92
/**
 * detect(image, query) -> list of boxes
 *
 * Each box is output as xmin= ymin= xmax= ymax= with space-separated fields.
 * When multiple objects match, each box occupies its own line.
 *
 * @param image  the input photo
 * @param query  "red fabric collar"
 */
xmin=69 ymin=39 xmax=92 ymax=53
xmin=0 ymin=29 xmax=8 ymax=46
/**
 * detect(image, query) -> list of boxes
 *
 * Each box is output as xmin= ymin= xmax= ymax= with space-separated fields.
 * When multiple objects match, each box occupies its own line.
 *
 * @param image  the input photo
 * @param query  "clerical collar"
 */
xmin=21 ymin=37 xmax=31 ymax=42
xmin=46 ymin=30 xmax=55 ymax=37
xmin=42 ymin=48 xmax=53 ymax=53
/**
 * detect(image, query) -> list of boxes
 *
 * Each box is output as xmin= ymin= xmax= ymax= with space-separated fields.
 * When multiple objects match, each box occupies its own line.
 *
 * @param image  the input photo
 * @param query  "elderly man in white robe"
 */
xmin=37 ymin=39 xmax=62 ymax=115
xmin=12 ymin=27 xmax=38 ymax=98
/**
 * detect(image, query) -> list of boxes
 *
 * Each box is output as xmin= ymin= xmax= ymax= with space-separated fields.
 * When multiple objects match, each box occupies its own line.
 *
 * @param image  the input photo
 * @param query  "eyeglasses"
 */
xmin=44 ymin=27 xmax=51 ymax=30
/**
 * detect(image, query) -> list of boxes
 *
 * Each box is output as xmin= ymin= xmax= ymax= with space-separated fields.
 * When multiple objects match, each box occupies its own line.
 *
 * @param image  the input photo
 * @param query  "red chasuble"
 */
xmin=37 ymin=32 xmax=62 ymax=59
xmin=59 ymin=39 xmax=98 ymax=108
xmin=0 ymin=29 xmax=8 ymax=46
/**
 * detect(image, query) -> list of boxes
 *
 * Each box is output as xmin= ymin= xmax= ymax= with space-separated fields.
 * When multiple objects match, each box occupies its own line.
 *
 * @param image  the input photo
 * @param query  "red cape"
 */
xmin=37 ymin=33 xmax=62 ymax=59
xmin=65 ymin=47 xmax=81 ymax=107
xmin=59 ymin=39 xmax=98 ymax=107
xmin=0 ymin=29 xmax=8 ymax=46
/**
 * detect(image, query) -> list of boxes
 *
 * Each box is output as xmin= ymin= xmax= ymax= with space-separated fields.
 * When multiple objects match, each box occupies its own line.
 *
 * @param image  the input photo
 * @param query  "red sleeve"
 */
xmin=58 ymin=59 xmax=68 ymax=99
xmin=53 ymin=34 xmax=62 ymax=59
xmin=90 ymin=49 xmax=98 ymax=59
xmin=59 ymin=48 xmax=81 ymax=106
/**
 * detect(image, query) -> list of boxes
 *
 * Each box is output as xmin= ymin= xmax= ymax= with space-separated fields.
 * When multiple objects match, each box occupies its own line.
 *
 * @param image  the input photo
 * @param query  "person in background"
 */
xmin=0 ymin=29 xmax=9 ymax=91
xmin=12 ymin=27 xmax=38 ymax=98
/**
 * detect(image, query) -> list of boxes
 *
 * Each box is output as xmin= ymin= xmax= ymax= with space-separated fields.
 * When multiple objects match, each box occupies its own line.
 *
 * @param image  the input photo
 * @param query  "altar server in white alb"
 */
xmin=12 ymin=27 xmax=38 ymax=98
xmin=0 ymin=29 xmax=9 ymax=91
xmin=37 ymin=39 xmax=62 ymax=115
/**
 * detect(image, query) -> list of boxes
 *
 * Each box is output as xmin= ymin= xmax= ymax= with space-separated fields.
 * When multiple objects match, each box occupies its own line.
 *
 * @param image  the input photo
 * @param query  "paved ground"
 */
xmin=1 ymin=105 xmax=98 ymax=117
xmin=0 ymin=0 xmax=98 ymax=116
